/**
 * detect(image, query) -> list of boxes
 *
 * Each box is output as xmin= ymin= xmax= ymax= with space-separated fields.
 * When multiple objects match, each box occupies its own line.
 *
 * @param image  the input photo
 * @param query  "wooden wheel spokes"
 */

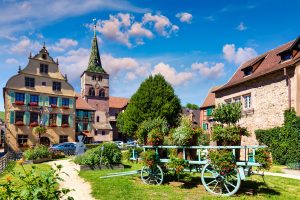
xmin=141 ymin=165 xmax=163 ymax=185
xmin=201 ymin=163 xmax=241 ymax=196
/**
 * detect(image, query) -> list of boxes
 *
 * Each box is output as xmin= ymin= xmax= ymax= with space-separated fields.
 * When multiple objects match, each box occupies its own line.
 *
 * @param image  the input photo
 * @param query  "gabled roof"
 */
xmin=109 ymin=96 xmax=129 ymax=109
xmin=200 ymin=86 xmax=221 ymax=109
xmin=215 ymin=36 xmax=300 ymax=92
xmin=76 ymin=94 xmax=95 ymax=111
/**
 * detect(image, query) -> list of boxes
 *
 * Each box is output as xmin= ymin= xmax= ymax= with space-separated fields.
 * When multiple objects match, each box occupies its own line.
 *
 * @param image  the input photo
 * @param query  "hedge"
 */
xmin=255 ymin=109 xmax=300 ymax=166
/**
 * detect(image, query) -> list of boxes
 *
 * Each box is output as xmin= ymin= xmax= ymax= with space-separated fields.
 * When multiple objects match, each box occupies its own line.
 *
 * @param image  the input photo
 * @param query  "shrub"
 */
xmin=255 ymin=109 xmax=300 ymax=166
xmin=140 ymin=150 xmax=159 ymax=167
xmin=85 ymin=144 xmax=101 ymax=149
xmin=147 ymin=129 xmax=164 ymax=145
xmin=213 ymin=102 xmax=242 ymax=125
xmin=0 ymin=163 xmax=73 ymax=199
xmin=255 ymin=148 xmax=272 ymax=170
xmin=74 ymin=142 xmax=122 ymax=167
xmin=167 ymin=157 xmax=188 ymax=181
xmin=24 ymin=145 xmax=51 ymax=160
xmin=172 ymin=116 xmax=202 ymax=146
xmin=209 ymin=149 xmax=235 ymax=173
xmin=212 ymin=125 xmax=249 ymax=146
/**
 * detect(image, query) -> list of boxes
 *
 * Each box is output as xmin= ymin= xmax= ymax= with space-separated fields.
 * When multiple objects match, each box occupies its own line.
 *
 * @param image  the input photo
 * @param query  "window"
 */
xmin=17 ymin=135 xmax=28 ymax=146
xmin=99 ymin=89 xmax=105 ymax=97
xmin=89 ymin=87 xmax=95 ymax=96
xmin=75 ymin=123 xmax=79 ymax=132
xmin=49 ymin=114 xmax=57 ymax=125
xmin=207 ymin=108 xmax=213 ymax=116
xmin=95 ymin=130 xmax=98 ymax=135
xmin=83 ymin=123 xmax=88 ymax=131
xmin=49 ymin=97 xmax=57 ymax=105
xmin=53 ymin=82 xmax=61 ymax=91
xmin=96 ymin=116 xmax=100 ymax=122
xmin=243 ymin=94 xmax=251 ymax=109
xmin=59 ymin=135 xmax=68 ymax=143
xmin=25 ymin=77 xmax=35 ymax=87
xmin=62 ymin=98 xmax=69 ymax=107
xmin=15 ymin=111 xmax=24 ymax=122
xmin=202 ymin=123 xmax=208 ymax=130
xmin=83 ymin=111 xmax=89 ymax=123
xmin=30 ymin=95 xmax=39 ymax=103
xmin=62 ymin=115 xmax=69 ymax=125
xmin=92 ymin=76 xmax=96 ymax=80
xmin=42 ymin=54 xmax=47 ymax=59
xmin=281 ymin=53 xmax=292 ymax=61
xmin=225 ymin=99 xmax=232 ymax=104
xmin=243 ymin=66 xmax=253 ymax=76
xmin=98 ymin=76 xmax=102 ymax=81
xmin=233 ymin=97 xmax=241 ymax=103
xmin=90 ymin=112 xmax=95 ymax=122
xmin=40 ymin=64 xmax=48 ymax=73
xmin=102 ymin=131 xmax=105 ymax=135
xmin=15 ymin=93 xmax=25 ymax=102
xmin=42 ymin=82 xmax=46 ymax=86
xmin=30 ymin=112 xmax=39 ymax=123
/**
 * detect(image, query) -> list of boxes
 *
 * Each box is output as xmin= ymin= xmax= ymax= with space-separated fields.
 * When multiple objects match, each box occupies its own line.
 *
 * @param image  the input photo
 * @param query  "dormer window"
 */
xmin=243 ymin=66 xmax=253 ymax=76
xmin=40 ymin=64 xmax=48 ymax=74
xmin=42 ymin=54 xmax=47 ymax=59
xmin=281 ymin=53 xmax=292 ymax=61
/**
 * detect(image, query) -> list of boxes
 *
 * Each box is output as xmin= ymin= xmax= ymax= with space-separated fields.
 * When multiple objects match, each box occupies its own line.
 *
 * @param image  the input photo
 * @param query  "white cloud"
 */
xmin=151 ymin=62 xmax=193 ymax=86
xmin=223 ymin=44 xmax=257 ymax=64
xmin=10 ymin=36 xmax=40 ymax=54
xmin=50 ymin=38 xmax=78 ymax=52
xmin=142 ymin=13 xmax=179 ymax=37
xmin=5 ymin=58 xmax=19 ymax=65
xmin=191 ymin=62 xmax=225 ymax=78
xmin=102 ymin=54 xmax=139 ymax=74
xmin=176 ymin=12 xmax=193 ymax=24
xmin=0 ymin=0 xmax=147 ymax=39
xmin=129 ymin=22 xmax=153 ymax=39
xmin=236 ymin=22 xmax=247 ymax=31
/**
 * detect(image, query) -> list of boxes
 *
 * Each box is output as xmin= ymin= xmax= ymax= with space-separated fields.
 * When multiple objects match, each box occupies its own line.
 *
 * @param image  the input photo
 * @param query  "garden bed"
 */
xmin=26 ymin=158 xmax=53 ymax=164
xmin=79 ymin=164 xmax=124 ymax=171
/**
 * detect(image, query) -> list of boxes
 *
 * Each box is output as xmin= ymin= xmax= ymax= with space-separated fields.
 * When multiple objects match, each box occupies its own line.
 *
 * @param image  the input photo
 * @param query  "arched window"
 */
xmin=98 ymin=76 xmax=102 ymax=81
xmin=88 ymin=87 xmax=95 ymax=96
xmin=99 ymin=89 xmax=105 ymax=97
xmin=96 ymin=116 xmax=100 ymax=122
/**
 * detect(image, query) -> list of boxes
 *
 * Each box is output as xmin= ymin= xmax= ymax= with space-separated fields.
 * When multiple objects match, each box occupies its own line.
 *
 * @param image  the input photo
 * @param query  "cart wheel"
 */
xmin=201 ymin=163 xmax=241 ymax=196
xmin=141 ymin=165 xmax=163 ymax=185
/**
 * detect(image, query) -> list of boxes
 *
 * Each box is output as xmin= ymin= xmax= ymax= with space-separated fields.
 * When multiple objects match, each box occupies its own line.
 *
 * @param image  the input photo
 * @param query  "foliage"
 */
xmin=147 ymin=129 xmax=164 ymax=146
xmin=167 ymin=157 xmax=188 ymax=181
xmin=24 ymin=145 xmax=51 ymax=160
xmin=186 ymin=103 xmax=199 ymax=110
xmin=287 ymin=162 xmax=300 ymax=170
xmin=213 ymin=102 xmax=242 ymax=125
xmin=255 ymin=109 xmax=300 ymax=166
xmin=33 ymin=126 xmax=47 ymax=135
xmin=123 ymin=147 xmax=144 ymax=161
xmin=0 ymin=111 xmax=4 ymax=121
xmin=0 ymin=162 xmax=73 ymax=200
xmin=209 ymin=149 xmax=236 ymax=173
xmin=255 ymin=148 xmax=272 ymax=170
xmin=198 ymin=133 xmax=210 ymax=146
xmin=85 ymin=144 xmax=102 ymax=149
xmin=117 ymin=74 xmax=181 ymax=137
xmin=212 ymin=125 xmax=249 ymax=146
xmin=136 ymin=117 xmax=169 ymax=144
xmin=140 ymin=150 xmax=159 ymax=167
xmin=74 ymin=142 xmax=122 ymax=167
xmin=172 ymin=116 xmax=202 ymax=146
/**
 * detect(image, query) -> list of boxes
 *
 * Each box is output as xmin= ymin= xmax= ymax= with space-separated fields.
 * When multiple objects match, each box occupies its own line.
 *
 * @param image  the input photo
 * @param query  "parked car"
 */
xmin=92 ymin=141 xmax=103 ymax=144
xmin=114 ymin=141 xmax=124 ymax=149
xmin=49 ymin=142 xmax=76 ymax=155
xmin=126 ymin=140 xmax=138 ymax=147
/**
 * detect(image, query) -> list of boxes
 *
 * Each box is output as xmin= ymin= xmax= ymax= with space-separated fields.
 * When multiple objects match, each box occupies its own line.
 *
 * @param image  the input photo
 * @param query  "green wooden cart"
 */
xmin=138 ymin=145 xmax=266 ymax=196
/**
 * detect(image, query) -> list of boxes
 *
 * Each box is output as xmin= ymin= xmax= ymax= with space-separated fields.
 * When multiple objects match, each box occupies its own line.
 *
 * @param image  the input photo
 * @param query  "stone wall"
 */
xmin=215 ymin=67 xmax=296 ymax=145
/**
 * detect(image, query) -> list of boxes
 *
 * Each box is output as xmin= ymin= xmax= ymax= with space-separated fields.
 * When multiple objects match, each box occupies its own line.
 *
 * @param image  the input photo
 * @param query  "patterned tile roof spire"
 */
xmin=86 ymin=19 xmax=106 ymax=73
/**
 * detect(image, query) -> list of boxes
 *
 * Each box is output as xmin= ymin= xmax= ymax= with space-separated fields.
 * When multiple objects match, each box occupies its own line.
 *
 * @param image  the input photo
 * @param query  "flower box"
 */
xmin=49 ymin=124 xmax=57 ymax=127
xmin=30 ymin=122 xmax=38 ymax=127
xmin=29 ymin=102 xmax=38 ymax=106
xmin=51 ymin=104 xmax=57 ymax=108
xmin=18 ymin=143 xmax=29 ymax=148
xmin=15 ymin=121 xmax=24 ymax=126
xmin=15 ymin=101 xmax=24 ymax=105
xmin=61 ymin=105 xmax=69 ymax=109
xmin=61 ymin=124 xmax=69 ymax=128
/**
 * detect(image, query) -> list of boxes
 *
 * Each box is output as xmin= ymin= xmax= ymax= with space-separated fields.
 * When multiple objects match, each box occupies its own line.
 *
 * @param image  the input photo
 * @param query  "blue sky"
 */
xmin=0 ymin=0 xmax=299 ymax=110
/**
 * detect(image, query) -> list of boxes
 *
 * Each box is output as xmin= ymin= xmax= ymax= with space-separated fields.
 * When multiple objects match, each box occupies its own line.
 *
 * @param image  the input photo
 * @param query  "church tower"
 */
xmin=80 ymin=23 xmax=111 ymax=137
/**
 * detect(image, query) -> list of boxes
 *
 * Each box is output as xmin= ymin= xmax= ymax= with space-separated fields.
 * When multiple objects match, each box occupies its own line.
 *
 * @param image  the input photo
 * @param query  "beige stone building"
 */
xmin=213 ymin=35 xmax=300 ymax=145
xmin=3 ymin=45 xmax=76 ymax=152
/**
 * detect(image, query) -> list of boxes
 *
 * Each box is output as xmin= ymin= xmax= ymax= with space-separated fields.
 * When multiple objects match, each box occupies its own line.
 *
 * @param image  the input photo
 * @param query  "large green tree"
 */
xmin=117 ymin=74 xmax=181 ymax=137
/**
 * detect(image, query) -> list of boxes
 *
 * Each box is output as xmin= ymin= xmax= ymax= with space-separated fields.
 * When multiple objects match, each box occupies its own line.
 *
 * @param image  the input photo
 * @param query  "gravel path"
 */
xmin=264 ymin=172 xmax=300 ymax=180
xmin=48 ymin=159 xmax=95 ymax=200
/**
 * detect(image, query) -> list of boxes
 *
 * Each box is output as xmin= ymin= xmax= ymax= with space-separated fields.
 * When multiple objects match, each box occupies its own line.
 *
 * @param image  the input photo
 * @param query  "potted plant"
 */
xmin=208 ymin=149 xmax=236 ymax=174
xmin=15 ymin=121 xmax=24 ymax=126
xmin=140 ymin=150 xmax=159 ymax=168
xmin=61 ymin=105 xmax=69 ymax=109
xmin=29 ymin=102 xmax=38 ymax=106
xmin=33 ymin=126 xmax=47 ymax=144
xmin=30 ymin=121 xmax=38 ymax=127
xmin=254 ymin=148 xmax=272 ymax=170
xmin=15 ymin=101 xmax=24 ymax=105
xmin=61 ymin=124 xmax=69 ymax=128
xmin=51 ymin=104 xmax=57 ymax=108
xmin=167 ymin=157 xmax=188 ymax=181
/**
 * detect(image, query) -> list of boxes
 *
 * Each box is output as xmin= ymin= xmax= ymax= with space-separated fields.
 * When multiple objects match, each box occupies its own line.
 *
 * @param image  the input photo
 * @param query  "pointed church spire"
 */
xmin=86 ymin=19 xmax=106 ymax=73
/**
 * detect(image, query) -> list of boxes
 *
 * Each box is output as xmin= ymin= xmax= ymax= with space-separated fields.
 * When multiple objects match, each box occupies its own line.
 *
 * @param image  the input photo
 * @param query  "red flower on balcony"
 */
xmin=49 ymin=124 xmax=57 ymax=127
xmin=51 ymin=104 xmax=57 ymax=108
xmin=15 ymin=101 xmax=24 ymax=105
xmin=61 ymin=124 xmax=69 ymax=128
xmin=30 ymin=122 xmax=38 ymax=127
xmin=15 ymin=121 xmax=24 ymax=126
xmin=61 ymin=105 xmax=69 ymax=109
xmin=29 ymin=102 xmax=38 ymax=106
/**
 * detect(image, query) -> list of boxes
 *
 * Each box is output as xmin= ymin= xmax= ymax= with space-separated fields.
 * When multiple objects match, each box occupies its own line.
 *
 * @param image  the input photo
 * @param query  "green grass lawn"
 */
xmin=0 ymin=111 xmax=4 ymax=121
xmin=79 ymin=162 xmax=300 ymax=200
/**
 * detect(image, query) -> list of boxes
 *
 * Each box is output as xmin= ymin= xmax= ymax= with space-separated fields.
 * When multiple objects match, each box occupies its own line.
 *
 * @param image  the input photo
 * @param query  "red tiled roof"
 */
xmin=214 ymin=37 xmax=300 ymax=92
xmin=109 ymin=96 xmax=129 ymax=109
xmin=76 ymin=94 xmax=95 ymax=111
xmin=200 ymin=86 xmax=221 ymax=109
